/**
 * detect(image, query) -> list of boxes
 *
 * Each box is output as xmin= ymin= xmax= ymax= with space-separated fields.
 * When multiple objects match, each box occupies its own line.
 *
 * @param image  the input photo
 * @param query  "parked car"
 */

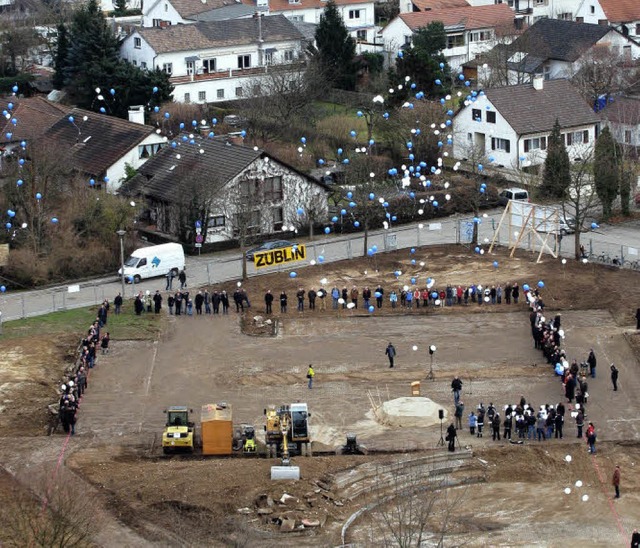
xmin=246 ymin=240 xmax=297 ymax=261
xmin=498 ymin=188 xmax=529 ymax=206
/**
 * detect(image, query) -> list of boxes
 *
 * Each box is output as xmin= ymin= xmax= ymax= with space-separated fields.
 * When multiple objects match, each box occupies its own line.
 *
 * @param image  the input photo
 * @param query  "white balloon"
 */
xmin=237 ymin=281 xmax=242 ymax=287
xmin=130 ymin=201 xmax=136 ymax=207
xmin=419 ymin=261 xmax=425 ymax=266
xmin=338 ymin=298 xmax=345 ymax=304
xmin=561 ymin=258 xmax=567 ymax=265
xmin=575 ymin=480 xmax=583 ymax=487
xmin=309 ymin=260 xmax=316 ymax=266
xmin=565 ymin=455 xmax=572 ymax=462
xmin=403 ymin=285 xmax=409 ymax=291
xmin=412 ymin=345 xmax=418 ymax=351
xmin=418 ymin=224 xmax=424 ymax=229
xmin=581 ymin=495 xmax=589 ymax=502
xmin=320 ymin=278 xmax=328 ymax=285
xmin=435 ymin=299 xmax=441 ymax=306
xmin=564 ymin=488 xmax=571 ymax=494
xmin=347 ymin=302 xmax=355 ymax=309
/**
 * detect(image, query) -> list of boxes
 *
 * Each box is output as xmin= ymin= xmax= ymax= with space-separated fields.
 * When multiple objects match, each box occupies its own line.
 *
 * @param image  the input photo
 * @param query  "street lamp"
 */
xmin=426 ymin=345 xmax=437 ymax=381
xmin=116 ymin=229 xmax=126 ymax=300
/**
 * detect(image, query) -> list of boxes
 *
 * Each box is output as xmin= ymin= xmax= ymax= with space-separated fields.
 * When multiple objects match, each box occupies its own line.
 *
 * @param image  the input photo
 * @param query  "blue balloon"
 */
xmin=435 ymin=79 xmax=442 ymax=85
xmin=68 ymin=116 xmax=74 ymax=123
xmin=349 ymin=201 xmax=356 ymax=208
xmin=297 ymin=207 xmax=304 ymax=215
xmin=369 ymin=193 xmax=375 ymax=200
xmin=104 ymin=176 xmax=109 ymax=183
xmin=154 ymin=106 xmax=160 ymax=113
xmin=354 ymin=221 xmax=360 ymax=228
xmin=374 ymin=291 xmax=381 ymax=298
xmin=356 ymin=111 xmax=363 ymax=117
xmin=289 ymin=272 xmax=297 ymax=278
xmin=343 ymin=159 xmax=350 ymax=165
xmin=5 ymin=223 xmax=11 ymax=229
xmin=153 ymin=86 xmax=158 ymax=93
xmin=427 ymin=278 xmax=432 ymax=284
xmin=212 ymin=118 xmax=217 ymax=125
xmin=431 ymin=292 xmax=438 ymax=299
xmin=51 ymin=217 xmax=58 ymax=224
xmin=478 ymin=164 xmax=483 ymax=171
xmin=411 ymin=277 xmax=416 ymax=284
xmin=100 ymin=107 xmax=106 ymax=114
xmin=341 ymin=209 xmax=347 ymax=215
xmin=410 ymin=248 xmax=416 ymax=254
xmin=5 ymin=133 xmax=12 ymax=140
xmin=35 ymin=193 xmax=42 ymax=200
xmin=474 ymin=246 xmax=480 ymax=253
xmin=7 ymin=210 xmax=15 ymax=218
xmin=110 ymin=88 xmax=116 ymax=95
xmin=318 ymin=159 xmax=325 ymax=165
xmin=372 ymin=245 xmax=378 ymax=252
xmin=240 ymin=130 xmax=247 ymax=137
xmin=591 ymin=222 xmax=599 ymax=229
xmin=411 ymin=259 xmax=416 ymax=265
xmin=7 ymin=103 xmax=13 ymax=110
xmin=12 ymin=85 xmax=18 ymax=93
xmin=301 ymin=136 xmax=306 ymax=144
xmin=383 ymin=112 xmax=389 ymax=119
xmin=439 ymin=62 xmax=445 ymax=69
xmin=493 ymin=261 xmax=499 ymax=268
xmin=397 ymin=51 xmax=403 ymax=58
xmin=332 ymin=216 xmax=338 ymax=223
xmin=164 ymin=112 xmax=170 ymax=119
xmin=20 ymin=141 xmax=26 ymax=148
xmin=179 ymin=122 xmax=185 ymax=129
xmin=11 ymin=118 xmax=17 ymax=126
xmin=394 ymin=270 xmax=401 ymax=277
xmin=458 ymin=74 xmax=464 ymax=81
xmin=337 ymin=148 xmax=343 ymax=155
xmin=383 ymin=202 xmax=389 ymax=208
xmin=318 ymin=255 xmax=324 ymax=263
xmin=192 ymin=120 xmax=198 ymax=127
xmin=391 ymin=216 xmax=397 ymax=221
xmin=345 ymin=191 xmax=353 ymax=199
xmin=369 ymin=139 xmax=375 ymax=146
xmin=208 ymin=132 xmax=214 ymax=138
xmin=324 ymin=227 xmax=330 ymax=234
xmin=0 ymin=285 xmax=5 ymax=292
xmin=195 ymin=220 xmax=202 ymax=228
xmin=16 ymin=179 xmax=23 ymax=186
xmin=367 ymin=249 xmax=374 ymax=256
xmin=537 ymin=281 xmax=545 ymax=288
xmin=368 ymin=305 xmax=375 ymax=313
xmin=432 ymin=201 xmax=439 ymax=207
xmin=523 ymin=284 xmax=530 ymax=291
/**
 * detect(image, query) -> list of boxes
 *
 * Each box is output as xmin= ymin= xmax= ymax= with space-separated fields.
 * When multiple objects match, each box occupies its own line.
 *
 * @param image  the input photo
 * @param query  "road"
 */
xmin=0 ymin=209 xmax=638 ymax=322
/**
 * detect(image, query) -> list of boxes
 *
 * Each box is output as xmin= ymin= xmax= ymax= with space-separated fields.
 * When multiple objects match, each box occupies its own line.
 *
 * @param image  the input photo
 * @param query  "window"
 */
xmin=486 ymin=111 xmax=496 ymax=124
xmin=265 ymin=51 xmax=274 ymax=65
xmin=132 ymin=60 xmax=137 ymax=66
xmin=186 ymin=61 xmax=194 ymax=75
xmin=625 ymin=130 xmax=632 ymax=144
xmin=472 ymin=108 xmax=482 ymax=122
xmin=636 ymin=23 xmax=640 ymax=35
xmin=447 ymin=34 xmax=465 ymax=48
xmin=535 ymin=0 xmax=546 ymax=5
xmin=590 ymin=5 xmax=595 ymax=14
xmin=208 ymin=215 xmax=225 ymax=228
xmin=162 ymin=63 xmax=172 ymax=74
xmin=236 ymin=87 xmax=243 ymax=97
xmin=467 ymin=132 xmax=472 ymax=141
xmin=404 ymin=35 xmax=412 ymax=45
xmin=576 ymin=17 xmax=584 ymax=23
xmin=237 ymin=55 xmax=251 ymax=69
xmin=624 ymin=45 xmax=632 ymax=59
xmin=357 ymin=30 xmax=367 ymax=42
xmin=264 ymin=176 xmax=283 ymax=201
xmin=284 ymin=49 xmax=295 ymax=62
xmin=137 ymin=258 xmax=147 ymax=268
xmin=152 ymin=18 xmax=162 ymax=26
xmin=558 ymin=12 xmax=572 ymax=20
xmin=523 ymin=136 xmax=547 ymax=152
xmin=349 ymin=9 xmax=361 ymax=19
xmin=202 ymin=58 xmax=216 ymax=73
xmin=138 ymin=143 xmax=163 ymax=159
xmin=233 ymin=211 xmax=261 ymax=235
xmin=184 ymin=92 xmax=191 ymax=103
xmin=198 ymin=91 xmax=206 ymax=102
xmin=491 ymin=137 xmax=511 ymax=152
xmin=469 ymin=30 xmax=492 ymax=42
xmin=289 ymin=14 xmax=304 ymax=21
xmin=217 ymin=89 xmax=224 ymax=99
xmin=564 ymin=130 xmax=589 ymax=145
xmin=273 ymin=207 xmax=284 ymax=231
xmin=134 ymin=37 xmax=141 ymax=48
xmin=164 ymin=2 xmax=168 ymax=10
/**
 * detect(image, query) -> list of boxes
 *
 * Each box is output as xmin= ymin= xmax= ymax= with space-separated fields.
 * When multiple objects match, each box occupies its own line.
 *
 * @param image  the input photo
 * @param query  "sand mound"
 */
xmin=377 ymin=397 xmax=446 ymax=428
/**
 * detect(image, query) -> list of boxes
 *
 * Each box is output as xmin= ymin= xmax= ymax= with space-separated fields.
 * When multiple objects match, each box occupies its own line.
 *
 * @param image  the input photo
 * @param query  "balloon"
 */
xmin=297 ymin=207 xmax=304 ymax=215
xmin=523 ymin=284 xmax=530 ymax=291
xmin=582 ymin=495 xmax=588 ymax=502
xmin=346 ymin=191 xmax=353 ymax=199
xmin=367 ymin=249 xmax=374 ymax=257
xmin=369 ymin=193 xmax=375 ymax=200
xmin=35 ymin=193 xmax=42 ymax=200
xmin=164 ymin=112 xmax=170 ymax=119
xmin=411 ymin=277 xmax=416 ymax=284
xmin=369 ymin=139 xmax=375 ymax=146
xmin=110 ymin=88 xmax=116 ymax=95
xmin=7 ymin=103 xmax=13 ymax=110
xmin=0 ymin=286 xmax=5 ymax=292
xmin=374 ymin=291 xmax=381 ymax=298
xmin=591 ymin=222 xmax=599 ymax=229
xmin=354 ymin=221 xmax=360 ymax=228
xmin=179 ymin=122 xmax=185 ymax=129
xmin=16 ymin=179 xmax=23 ymax=186
xmin=289 ymin=272 xmax=297 ymax=278
xmin=5 ymin=133 xmax=12 ymax=140
xmin=153 ymin=86 xmax=158 ymax=93
xmin=51 ymin=217 xmax=59 ymax=224
xmin=5 ymin=223 xmax=11 ymax=229
xmin=433 ymin=201 xmax=439 ymax=207
xmin=397 ymin=51 xmax=403 ymax=58
xmin=349 ymin=201 xmax=356 ymax=208
xmin=431 ymin=292 xmax=438 ymax=299
xmin=7 ymin=210 xmax=15 ymax=218
xmin=350 ymin=130 xmax=356 ymax=137
xmin=537 ymin=281 xmax=545 ymax=288
xmin=12 ymin=85 xmax=18 ymax=93
xmin=100 ymin=107 xmax=106 ymax=114
xmin=241 ymin=130 xmax=247 ymax=137
xmin=154 ymin=106 xmax=160 ymax=113
xmin=474 ymin=246 xmax=480 ymax=253
xmin=368 ymin=305 xmax=375 ymax=312
xmin=493 ymin=261 xmax=499 ymax=268
xmin=564 ymin=488 xmax=571 ymax=495
xmin=410 ymin=248 xmax=416 ymax=254
xmin=324 ymin=227 xmax=330 ymax=234
xmin=318 ymin=255 xmax=324 ymax=263
xmin=331 ymin=216 xmax=338 ymax=223
xmin=341 ymin=209 xmax=347 ymax=215
xmin=337 ymin=148 xmax=343 ymax=155
xmin=575 ymin=480 xmax=583 ymax=487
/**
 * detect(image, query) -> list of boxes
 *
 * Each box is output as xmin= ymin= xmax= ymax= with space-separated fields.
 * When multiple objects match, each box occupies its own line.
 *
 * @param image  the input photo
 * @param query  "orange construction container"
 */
xmin=201 ymin=403 xmax=233 ymax=456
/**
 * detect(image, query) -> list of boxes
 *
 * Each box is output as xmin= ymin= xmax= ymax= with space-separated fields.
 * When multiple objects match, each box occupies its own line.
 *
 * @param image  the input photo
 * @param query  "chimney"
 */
xmin=128 ymin=105 xmax=145 ymax=125
xmin=226 ymin=133 xmax=244 ymax=146
xmin=532 ymin=74 xmax=544 ymax=91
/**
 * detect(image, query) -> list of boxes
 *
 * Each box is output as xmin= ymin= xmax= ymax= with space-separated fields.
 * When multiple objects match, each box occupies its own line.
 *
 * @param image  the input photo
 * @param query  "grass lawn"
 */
xmin=2 ymin=302 xmax=163 ymax=341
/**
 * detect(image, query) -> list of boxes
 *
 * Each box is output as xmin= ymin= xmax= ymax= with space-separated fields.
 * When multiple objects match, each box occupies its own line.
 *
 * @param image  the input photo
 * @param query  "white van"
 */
xmin=118 ymin=243 xmax=185 ymax=283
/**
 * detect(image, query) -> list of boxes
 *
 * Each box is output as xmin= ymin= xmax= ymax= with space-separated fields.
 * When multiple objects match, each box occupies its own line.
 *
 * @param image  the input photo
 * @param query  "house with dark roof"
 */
xmin=142 ymin=0 xmax=255 ymax=27
xmin=600 ymin=95 xmax=640 ymax=148
xmin=120 ymin=14 xmax=305 ymax=104
xmin=120 ymin=135 xmax=329 ymax=243
xmin=382 ymin=4 xmax=517 ymax=70
xmin=452 ymin=78 xmax=601 ymax=170
xmin=489 ymin=18 xmax=640 ymax=84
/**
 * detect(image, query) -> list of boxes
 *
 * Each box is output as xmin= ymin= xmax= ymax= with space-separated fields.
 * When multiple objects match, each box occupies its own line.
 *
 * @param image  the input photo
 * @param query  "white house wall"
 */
xmin=141 ymin=0 xmax=189 ymax=27
xmin=107 ymin=133 xmax=167 ymax=193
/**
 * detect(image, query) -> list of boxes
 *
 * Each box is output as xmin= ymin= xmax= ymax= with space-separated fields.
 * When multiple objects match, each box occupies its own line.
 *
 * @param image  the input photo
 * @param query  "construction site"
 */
xmin=1 ymin=244 xmax=640 ymax=547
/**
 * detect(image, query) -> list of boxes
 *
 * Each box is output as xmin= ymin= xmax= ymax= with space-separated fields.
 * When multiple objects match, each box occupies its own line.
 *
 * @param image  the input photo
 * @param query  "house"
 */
xmin=120 ymin=135 xmax=329 ymax=244
xmin=600 ymin=95 xmax=640 ymax=148
xmin=382 ymin=4 xmax=517 ymax=70
xmin=488 ymin=18 xmax=640 ymax=84
xmin=120 ymin=15 xmax=306 ymax=104
xmin=41 ymin=106 xmax=166 ymax=191
xmin=452 ymin=77 xmax=601 ymax=169
xmin=596 ymin=0 xmax=640 ymax=39
xmin=141 ymin=0 xmax=255 ymax=27
xmin=400 ymin=0 xmax=469 ymax=15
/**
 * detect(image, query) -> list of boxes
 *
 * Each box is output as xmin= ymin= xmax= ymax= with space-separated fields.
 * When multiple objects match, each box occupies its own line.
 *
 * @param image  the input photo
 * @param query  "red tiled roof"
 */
xmin=411 ymin=0 xmax=469 ymax=13
xmin=170 ymin=0 xmax=230 ymax=18
xmin=399 ymin=4 xmax=515 ymax=32
xmin=241 ymin=0 xmax=371 ymax=12
xmin=601 ymin=96 xmax=640 ymax=125
xmin=0 ymin=97 xmax=70 ymax=145
xmin=599 ymin=0 xmax=640 ymax=24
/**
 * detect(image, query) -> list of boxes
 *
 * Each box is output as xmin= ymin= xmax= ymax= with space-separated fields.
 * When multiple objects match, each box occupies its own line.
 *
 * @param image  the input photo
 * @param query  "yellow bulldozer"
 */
xmin=162 ymin=406 xmax=195 ymax=454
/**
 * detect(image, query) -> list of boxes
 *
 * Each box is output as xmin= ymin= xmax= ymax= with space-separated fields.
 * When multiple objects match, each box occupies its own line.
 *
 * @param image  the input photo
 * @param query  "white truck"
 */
xmin=118 ymin=243 xmax=185 ymax=283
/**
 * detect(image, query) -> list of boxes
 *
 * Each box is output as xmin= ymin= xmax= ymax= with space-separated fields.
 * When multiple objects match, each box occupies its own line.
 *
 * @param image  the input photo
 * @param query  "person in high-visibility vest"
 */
xmin=307 ymin=365 xmax=315 ymax=389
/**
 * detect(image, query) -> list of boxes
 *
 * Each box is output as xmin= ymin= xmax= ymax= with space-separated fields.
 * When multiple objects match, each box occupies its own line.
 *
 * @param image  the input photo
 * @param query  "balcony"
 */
xmin=169 ymin=62 xmax=305 ymax=85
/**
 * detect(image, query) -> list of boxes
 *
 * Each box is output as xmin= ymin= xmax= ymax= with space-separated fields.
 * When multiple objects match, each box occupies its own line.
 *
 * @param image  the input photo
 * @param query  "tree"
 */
xmin=314 ymin=0 xmax=356 ymax=91
xmin=541 ymin=119 xmax=571 ymax=199
xmin=0 ymin=26 xmax=41 ymax=77
xmin=113 ymin=0 xmax=127 ymax=15
xmin=52 ymin=23 xmax=68 ymax=90
xmin=389 ymin=22 xmax=450 ymax=101
xmin=593 ymin=126 xmax=619 ymax=219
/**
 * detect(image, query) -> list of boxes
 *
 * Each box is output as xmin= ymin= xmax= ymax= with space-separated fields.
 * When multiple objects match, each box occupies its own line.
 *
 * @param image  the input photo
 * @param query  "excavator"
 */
xmin=264 ymin=403 xmax=311 ymax=461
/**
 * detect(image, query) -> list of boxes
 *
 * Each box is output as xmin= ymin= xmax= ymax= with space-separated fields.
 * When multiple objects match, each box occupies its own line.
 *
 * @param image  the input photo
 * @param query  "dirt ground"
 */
xmin=1 ymin=244 xmax=640 ymax=546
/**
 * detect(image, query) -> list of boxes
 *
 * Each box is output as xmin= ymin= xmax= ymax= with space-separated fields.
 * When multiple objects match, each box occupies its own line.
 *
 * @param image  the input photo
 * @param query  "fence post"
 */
xmin=21 ymin=295 xmax=25 ymax=319
xmin=93 ymin=284 xmax=98 ymax=304
xmin=589 ymin=238 xmax=593 ymax=256
xmin=417 ymin=225 xmax=421 ymax=246
xmin=347 ymin=239 xmax=352 ymax=260
xmin=621 ymin=245 xmax=625 ymax=264
xmin=52 ymin=292 xmax=56 ymax=312
xmin=206 ymin=263 xmax=212 ymax=285
xmin=63 ymin=291 xmax=66 ymax=310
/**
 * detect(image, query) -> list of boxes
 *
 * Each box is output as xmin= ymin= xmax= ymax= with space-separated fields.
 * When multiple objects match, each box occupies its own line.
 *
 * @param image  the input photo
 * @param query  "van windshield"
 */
xmin=124 ymin=256 xmax=139 ymax=267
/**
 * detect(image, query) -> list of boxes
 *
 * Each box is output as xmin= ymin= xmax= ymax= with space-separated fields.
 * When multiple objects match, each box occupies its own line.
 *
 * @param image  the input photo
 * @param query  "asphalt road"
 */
xmin=0 ymin=209 xmax=638 ymax=322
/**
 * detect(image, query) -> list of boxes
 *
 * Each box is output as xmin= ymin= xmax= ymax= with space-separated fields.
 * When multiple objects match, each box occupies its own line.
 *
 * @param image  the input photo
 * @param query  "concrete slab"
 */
xmin=378 ymin=396 xmax=446 ymax=428
xmin=271 ymin=466 xmax=301 ymax=481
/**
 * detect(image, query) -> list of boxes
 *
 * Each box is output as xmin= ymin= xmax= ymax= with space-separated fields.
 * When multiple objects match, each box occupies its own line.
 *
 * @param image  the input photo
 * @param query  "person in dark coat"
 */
xmin=385 ymin=342 xmax=396 ymax=368
xmin=446 ymin=423 xmax=457 ymax=452
xmin=636 ymin=308 xmax=640 ymax=330
xmin=264 ymin=290 xmax=274 ymax=314
xmin=114 ymin=293 xmax=123 ymax=314
xmin=153 ymin=290 xmax=162 ymax=314
xmin=178 ymin=269 xmax=187 ymax=289
xmin=587 ymin=349 xmax=597 ymax=378
xmin=134 ymin=295 xmax=144 ymax=315
xmin=611 ymin=364 xmax=619 ymax=391
xmin=194 ymin=291 xmax=204 ymax=315
xmin=280 ymin=291 xmax=288 ymax=313
xmin=631 ymin=528 xmax=640 ymax=547
xmin=212 ymin=291 xmax=220 ymax=314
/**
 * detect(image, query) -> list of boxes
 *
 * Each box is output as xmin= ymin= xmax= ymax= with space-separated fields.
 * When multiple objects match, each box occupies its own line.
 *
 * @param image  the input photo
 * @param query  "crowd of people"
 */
xmin=56 ymin=300 xmax=111 ymax=435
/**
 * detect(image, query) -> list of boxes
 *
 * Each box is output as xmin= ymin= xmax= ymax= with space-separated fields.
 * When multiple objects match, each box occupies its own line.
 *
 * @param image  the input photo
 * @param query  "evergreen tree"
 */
xmin=619 ymin=164 xmax=632 ymax=216
xmin=389 ymin=22 xmax=450 ymax=102
xmin=593 ymin=126 xmax=619 ymax=219
xmin=541 ymin=119 xmax=571 ymax=199
xmin=52 ymin=23 xmax=68 ymax=90
xmin=315 ymin=1 xmax=356 ymax=91
xmin=113 ymin=0 xmax=127 ymax=15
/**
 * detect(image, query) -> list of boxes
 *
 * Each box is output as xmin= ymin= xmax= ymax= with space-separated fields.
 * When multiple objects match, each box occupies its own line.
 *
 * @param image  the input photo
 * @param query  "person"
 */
xmin=631 ymin=529 xmax=640 ymax=548
xmin=612 ymin=465 xmax=621 ymax=499
xmin=318 ymin=289 xmax=326 ymax=310
xmin=307 ymin=364 xmax=315 ymax=389
xmin=331 ymin=287 xmax=340 ymax=309
xmin=451 ymin=376 xmax=463 ymax=404
xmin=204 ymin=290 xmax=211 ymax=314
xmin=385 ymin=342 xmax=396 ymax=368
xmin=308 ymin=288 xmax=317 ymax=310
xmin=166 ymin=269 xmax=174 ymax=290
xmin=178 ymin=268 xmax=187 ymax=289
xmin=100 ymin=332 xmax=110 ymax=354
xmin=375 ymin=285 xmax=384 ymax=308
xmin=468 ymin=411 xmax=477 ymax=436
xmin=194 ymin=291 xmax=204 ymax=315
xmin=576 ymin=408 xmax=584 ymax=438
xmin=212 ymin=291 xmax=220 ymax=314
xmin=264 ymin=290 xmax=274 ymax=314
xmin=280 ymin=291 xmax=288 ymax=313
xmin=446 ymin=423 xmax=457 ymax=452
xmin=636 ymin=308 xmax=640 ymax=330
xmin=114 ymin=292 xmax=123 ymax=315
xmin=167 ymin=294 xmax=175 ymax=315
xmin=491 ymin=413 xmax=501 ymax=441
xmin=586 ymin=422 xmax=596 ymax=453
xmin=220 ymin=291 xmax=229 ymax=314
xmin=611 ymin=364 xmax=619 ymax=391
xmin=454 ymin=401 xmax=464 ymax=430
xmin=587 ymin=349 xmax=597 ymax=378
xmin=476 ymin=406 xmax=485 ymax=438
xmin=153 ymin=290 xmax=162 ymax=314
xmin=145 ymin=291 xmax=152 ymax=313
xmin=297 ymin=287 xmax=305 ymax=312
xmin=134 ymin=294 xmax=144 ymax=315
xmin=503 ymin=412 xmax=512 ymax=440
